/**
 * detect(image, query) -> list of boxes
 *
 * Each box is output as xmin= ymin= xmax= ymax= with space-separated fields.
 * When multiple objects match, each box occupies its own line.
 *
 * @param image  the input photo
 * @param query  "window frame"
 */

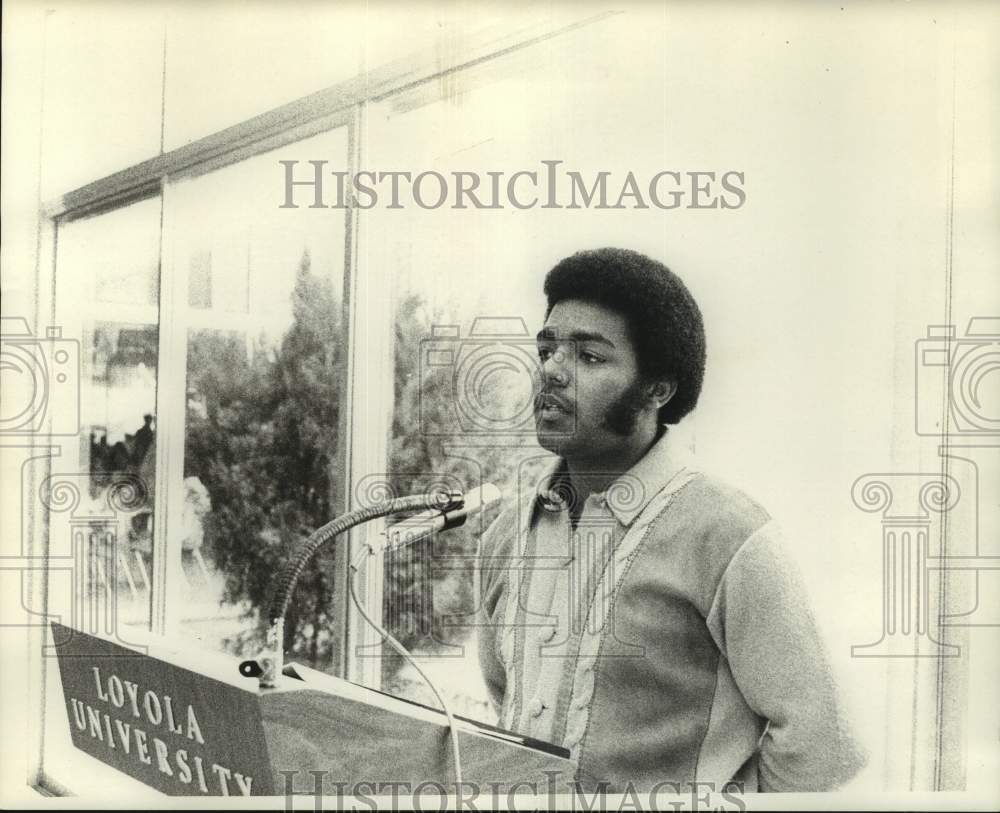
xmin=27 ymin=8 xmax=617 ymax=795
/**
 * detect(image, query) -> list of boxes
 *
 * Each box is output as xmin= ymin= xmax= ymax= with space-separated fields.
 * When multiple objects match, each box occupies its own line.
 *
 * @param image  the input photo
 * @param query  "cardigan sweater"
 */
xmin=476 ymin=432 xmax=865 ymax=792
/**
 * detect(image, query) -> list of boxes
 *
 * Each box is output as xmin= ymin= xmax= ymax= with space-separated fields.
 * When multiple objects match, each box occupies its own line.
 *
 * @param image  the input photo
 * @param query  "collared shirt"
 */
xmin=476 ymin=429 xmax=866 ymax=792
xmin=518 ymin=430 xmax=692 ymax=742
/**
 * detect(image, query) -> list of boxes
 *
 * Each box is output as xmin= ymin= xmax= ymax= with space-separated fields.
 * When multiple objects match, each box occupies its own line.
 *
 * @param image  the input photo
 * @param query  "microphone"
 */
xmin=380 ymin=483 xmax=503 ymax=554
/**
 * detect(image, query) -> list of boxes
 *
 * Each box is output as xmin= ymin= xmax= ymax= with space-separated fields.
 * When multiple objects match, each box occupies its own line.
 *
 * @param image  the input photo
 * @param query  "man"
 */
xmin=132 ymin=413 xmax=154 ymax=467
xmin=476 ymin=248 xmax=865 ymax=793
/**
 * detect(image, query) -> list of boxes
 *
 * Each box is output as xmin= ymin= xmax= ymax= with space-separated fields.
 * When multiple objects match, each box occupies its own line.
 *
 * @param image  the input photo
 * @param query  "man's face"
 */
xmin=534 ymin=299 xmax=651 ymax=462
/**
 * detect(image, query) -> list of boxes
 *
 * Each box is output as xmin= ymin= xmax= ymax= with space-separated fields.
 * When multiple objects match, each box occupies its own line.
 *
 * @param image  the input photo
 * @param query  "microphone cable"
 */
xmin=348 ymin=544 xmax=464 ymax=789
xmin=262 ymin=489 xmax=484 ymax=790
xmin=267 ymin=493 xmax=450 ymax=629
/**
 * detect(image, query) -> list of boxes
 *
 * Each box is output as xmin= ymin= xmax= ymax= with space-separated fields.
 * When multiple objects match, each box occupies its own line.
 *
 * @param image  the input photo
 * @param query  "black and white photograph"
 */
xmin=1 ymin=1 xmax=998 ymax=809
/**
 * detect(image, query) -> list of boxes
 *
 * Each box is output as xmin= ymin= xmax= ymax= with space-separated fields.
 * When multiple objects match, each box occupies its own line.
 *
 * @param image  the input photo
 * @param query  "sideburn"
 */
xmin=602 ymin=378 xmax=652 ymax=436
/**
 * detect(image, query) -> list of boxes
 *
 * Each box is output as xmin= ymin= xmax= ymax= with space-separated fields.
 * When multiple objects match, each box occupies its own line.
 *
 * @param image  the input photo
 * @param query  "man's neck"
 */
xmin=564 ymin=423 xmax=663 ymax=499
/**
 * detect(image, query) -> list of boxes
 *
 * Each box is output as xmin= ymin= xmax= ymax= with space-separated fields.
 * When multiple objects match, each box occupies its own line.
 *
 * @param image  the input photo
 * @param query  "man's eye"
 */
xmin=580 ymin=351 xmax=603 ymax=364
xmin=538 ymin=346 xmax=553 ymax=361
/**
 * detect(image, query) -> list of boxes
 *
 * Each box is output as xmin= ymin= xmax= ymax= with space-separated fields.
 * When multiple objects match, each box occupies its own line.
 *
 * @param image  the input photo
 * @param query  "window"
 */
xmin=23 ymin=2 xmax=985 ymax=798
xmin=42 ymin=195 xmax=164 ymax=799
xmin=365 ymin=13 xmax=684 ymax=718
xmin=172 ymin=128 xmax=349 ymax=661
xmin=39 ymin=125 xmax=354 ymax=799
xmin=52 ymin=195 xmax=163 ymax=637
xmin=32 ymin=11 xmax=627 ymax=792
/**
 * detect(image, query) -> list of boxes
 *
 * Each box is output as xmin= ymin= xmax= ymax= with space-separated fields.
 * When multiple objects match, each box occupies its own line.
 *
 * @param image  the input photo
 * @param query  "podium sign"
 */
xmin=53 ymin=622 xmax=273 ymax=795
xmin=51 ymin=623 xmax=575 ymax=796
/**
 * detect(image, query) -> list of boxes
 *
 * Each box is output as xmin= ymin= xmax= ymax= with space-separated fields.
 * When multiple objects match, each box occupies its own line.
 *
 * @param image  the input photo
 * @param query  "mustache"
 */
xmin=534 ymin=390 xmax=573 ymax=412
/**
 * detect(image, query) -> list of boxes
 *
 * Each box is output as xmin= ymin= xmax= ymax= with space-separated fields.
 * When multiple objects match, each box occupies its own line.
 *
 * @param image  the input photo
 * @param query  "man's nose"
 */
xmin=542 ymin=348 xmax=570 ymax=386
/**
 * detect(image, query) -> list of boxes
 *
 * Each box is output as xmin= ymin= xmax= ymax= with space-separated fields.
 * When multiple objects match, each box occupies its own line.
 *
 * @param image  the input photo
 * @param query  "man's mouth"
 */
xmin=536 ymin=393 xmax=573 ymax=419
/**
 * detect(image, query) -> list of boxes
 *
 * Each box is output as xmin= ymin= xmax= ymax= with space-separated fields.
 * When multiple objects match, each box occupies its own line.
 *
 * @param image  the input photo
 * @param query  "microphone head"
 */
xmin=384 ymin=483 xmax=505 ymax=552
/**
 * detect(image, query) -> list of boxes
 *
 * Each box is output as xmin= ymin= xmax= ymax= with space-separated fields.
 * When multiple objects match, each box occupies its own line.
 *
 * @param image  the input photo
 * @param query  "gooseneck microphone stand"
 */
xmin=251 ymin=484 xmax=501 ymax=789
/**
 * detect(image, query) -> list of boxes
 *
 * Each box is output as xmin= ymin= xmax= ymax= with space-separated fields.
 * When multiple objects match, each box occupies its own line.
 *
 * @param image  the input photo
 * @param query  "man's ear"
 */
xmin=646 ymin=379 xmax=677 ymax=410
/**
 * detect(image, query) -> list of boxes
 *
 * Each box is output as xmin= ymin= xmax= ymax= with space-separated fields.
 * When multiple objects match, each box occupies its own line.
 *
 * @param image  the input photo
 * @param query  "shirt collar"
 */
xmin=534 ymin=427 xmax=691 ymax=527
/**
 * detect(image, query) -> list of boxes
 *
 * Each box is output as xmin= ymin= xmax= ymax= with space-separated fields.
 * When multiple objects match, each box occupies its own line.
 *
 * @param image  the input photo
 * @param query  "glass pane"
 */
xmin=53 ymin=195 xmax=162 ymax=636
xmin=365 ymin=8 xmax=745 ymax=720
xmin=172 ymin=128 xmax=348 ymax=668
xmin=364 ymin=20 xmax=668 ymax=721
xmin=364 ymin=7 xmax=881 ymax=776
xmin=42 ymin=195 xmax=163 ymax=795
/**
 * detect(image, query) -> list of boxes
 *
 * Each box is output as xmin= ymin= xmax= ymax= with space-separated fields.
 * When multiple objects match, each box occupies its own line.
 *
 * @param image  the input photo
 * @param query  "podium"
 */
xmin=51 ymin=622 xmax=575 ymax=796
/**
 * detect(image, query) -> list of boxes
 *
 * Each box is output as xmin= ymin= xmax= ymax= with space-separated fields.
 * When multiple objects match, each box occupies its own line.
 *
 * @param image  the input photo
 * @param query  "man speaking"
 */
xmin=476 ymin=248 xmax=865 ymax=793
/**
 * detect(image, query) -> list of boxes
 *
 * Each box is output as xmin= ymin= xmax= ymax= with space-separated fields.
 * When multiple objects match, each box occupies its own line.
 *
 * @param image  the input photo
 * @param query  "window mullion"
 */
xmin=342 ymin=100 xmax=395 ymax=689
xmin=26 ymin=215 xmax=59 ymax=788
xmin=149 ymin=178 xmax=187 ymax=637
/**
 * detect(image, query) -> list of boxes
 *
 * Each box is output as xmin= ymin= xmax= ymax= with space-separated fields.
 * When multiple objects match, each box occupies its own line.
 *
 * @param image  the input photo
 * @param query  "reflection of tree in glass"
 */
xmin=383 ymin=293 xmax=470 ymax=684
xmin=184 ymin=251 xmax=343 ymax=667
xmin=384 ymin=297 xmax=549 ymax=695
xmin=184 ymin=250 xmax=548 ymax=689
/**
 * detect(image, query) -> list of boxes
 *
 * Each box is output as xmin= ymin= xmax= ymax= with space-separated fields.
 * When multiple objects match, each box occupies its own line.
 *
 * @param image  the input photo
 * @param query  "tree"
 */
xmin=185 ymin=251 xmax=343 ymax=663
xmin=185 ymin=252 xmax=550 ymax=689
xmin=381 ymin=296 xmax=552 ymax=690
